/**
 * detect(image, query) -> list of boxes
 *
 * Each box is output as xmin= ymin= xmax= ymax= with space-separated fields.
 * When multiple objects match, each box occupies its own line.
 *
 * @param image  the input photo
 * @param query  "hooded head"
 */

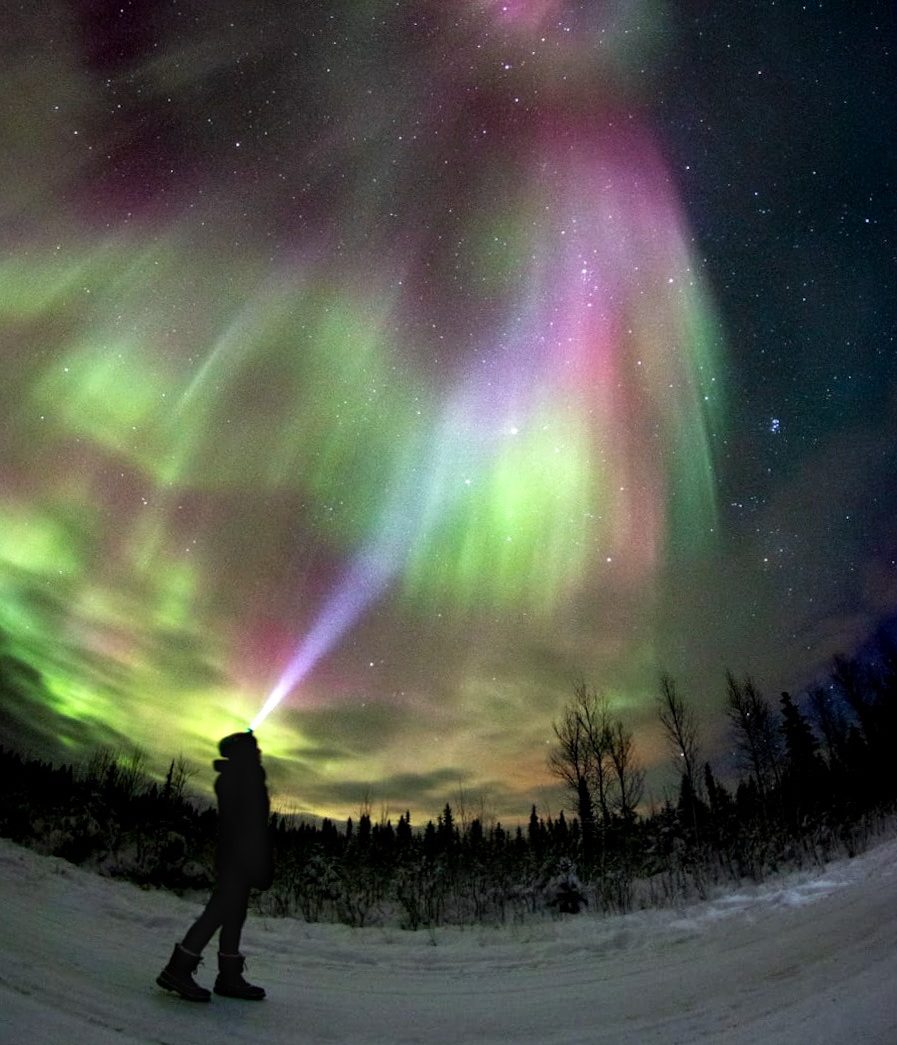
xmin=218 ymin=731 xmax=260 ymax=762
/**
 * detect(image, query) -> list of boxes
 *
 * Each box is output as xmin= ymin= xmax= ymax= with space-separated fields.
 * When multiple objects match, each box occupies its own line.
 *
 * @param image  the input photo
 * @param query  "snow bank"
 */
xmin=2 ymin=835 xmax=896 ymax=1043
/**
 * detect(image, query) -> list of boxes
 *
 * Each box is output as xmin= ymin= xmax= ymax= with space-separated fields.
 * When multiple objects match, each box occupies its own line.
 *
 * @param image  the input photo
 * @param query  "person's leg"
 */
xmin=218 ymin=877 xmax=250 ymax=954
xmin=180 ymin=881 xmax=228 ymax=955
xmin=214 ymin=878 xmax=266 ymax=999
xmin=158 ymin=881 xmax=226 ymax=1002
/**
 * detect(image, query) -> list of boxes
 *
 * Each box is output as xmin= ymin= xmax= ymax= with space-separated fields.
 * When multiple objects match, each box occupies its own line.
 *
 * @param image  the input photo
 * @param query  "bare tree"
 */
xmin=657 ymin=673 xmax=702 ymax=799
xmin=726 ymin=672 xmax=782 ymax=807
xmin=119 ymin=746 xmax=148 ymax=799
xmin=84 ymin=746 xmax=117 ymax=789
xmin=548 ymin=684 xmax=596 ymax=840
xmin=574 ymin=682 xmax=615 ymax=828
xmin=550 ymin=679 xmax=645 ymax=836
xmin=163 ymin=754 xmax=196 ymax=802
xmin=454 ymin=782 xmax=472 ymax=834
xmin=84 ymin=744 xmax=148 ymax=800
xmin=606 ymin=718 xmax=645 ymax=822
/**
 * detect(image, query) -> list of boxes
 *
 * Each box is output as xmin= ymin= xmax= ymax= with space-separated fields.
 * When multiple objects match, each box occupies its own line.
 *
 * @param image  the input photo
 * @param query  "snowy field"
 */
xmin=2 ymin=836 xmax=897 ymax=1044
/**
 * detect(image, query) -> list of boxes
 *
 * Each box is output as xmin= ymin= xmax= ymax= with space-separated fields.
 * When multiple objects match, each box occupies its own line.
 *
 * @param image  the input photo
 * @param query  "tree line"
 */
xmin=546 ymin=637 xmax=897 ymax=899
xmin=1 ymin=632 xmax=896 ymax=928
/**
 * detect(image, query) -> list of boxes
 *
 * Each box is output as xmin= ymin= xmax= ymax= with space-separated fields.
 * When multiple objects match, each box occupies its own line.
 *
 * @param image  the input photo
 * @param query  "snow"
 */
xmin=2 ymin=835 xmax=897 ymax=1043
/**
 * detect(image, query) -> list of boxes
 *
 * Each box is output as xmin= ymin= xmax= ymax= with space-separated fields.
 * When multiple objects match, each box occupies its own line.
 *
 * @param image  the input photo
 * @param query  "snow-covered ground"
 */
xmin=2 ymin=836 xmax=897 ymax=1044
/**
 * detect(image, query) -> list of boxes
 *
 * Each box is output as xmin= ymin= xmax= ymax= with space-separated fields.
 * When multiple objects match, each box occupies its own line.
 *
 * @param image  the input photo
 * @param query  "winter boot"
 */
xmin=156 ymin=943 xmax=212 ymax=1002
xmin=214 ymin=952 xmax=266 ymax=1000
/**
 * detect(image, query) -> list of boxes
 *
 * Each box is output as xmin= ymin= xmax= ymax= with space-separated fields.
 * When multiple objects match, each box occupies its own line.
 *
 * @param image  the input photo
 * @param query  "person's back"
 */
xmin=214 ymin=743 xmax=272 ymax=888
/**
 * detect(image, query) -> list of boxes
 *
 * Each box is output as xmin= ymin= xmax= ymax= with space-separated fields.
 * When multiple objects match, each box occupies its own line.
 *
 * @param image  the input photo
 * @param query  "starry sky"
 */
xmin=1 ymin=0 xmax=894 ymax=821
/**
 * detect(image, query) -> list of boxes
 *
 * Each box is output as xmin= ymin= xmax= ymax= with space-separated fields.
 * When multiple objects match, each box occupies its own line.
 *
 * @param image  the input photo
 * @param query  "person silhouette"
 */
xmin=157 ymin=730 xmax=273 ymax=1001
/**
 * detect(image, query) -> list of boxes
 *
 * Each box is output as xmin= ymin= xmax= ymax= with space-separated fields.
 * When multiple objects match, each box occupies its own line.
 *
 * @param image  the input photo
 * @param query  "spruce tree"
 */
xmin=779 ymin=691 xmax=827 ymax=820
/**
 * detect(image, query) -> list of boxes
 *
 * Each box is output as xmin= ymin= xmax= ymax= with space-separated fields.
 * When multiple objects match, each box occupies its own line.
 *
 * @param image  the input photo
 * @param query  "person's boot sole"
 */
xmin=214 ymin=985 xmax=266 ymax=1000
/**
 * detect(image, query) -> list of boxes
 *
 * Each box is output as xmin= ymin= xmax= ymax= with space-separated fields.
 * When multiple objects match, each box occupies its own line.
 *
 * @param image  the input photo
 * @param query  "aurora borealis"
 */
xmin=1 ymin=1 xmax=894 ymax=820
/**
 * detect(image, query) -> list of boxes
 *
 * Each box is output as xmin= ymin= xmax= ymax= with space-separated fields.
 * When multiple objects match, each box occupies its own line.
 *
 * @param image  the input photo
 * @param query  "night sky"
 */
xmin=1 ymin=0 xmax=894 ymax=821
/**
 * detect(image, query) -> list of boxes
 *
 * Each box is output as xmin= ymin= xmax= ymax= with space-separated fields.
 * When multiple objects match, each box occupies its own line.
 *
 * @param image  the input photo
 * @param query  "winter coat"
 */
xmin=213 ymin=757 xmax=273 ymax=890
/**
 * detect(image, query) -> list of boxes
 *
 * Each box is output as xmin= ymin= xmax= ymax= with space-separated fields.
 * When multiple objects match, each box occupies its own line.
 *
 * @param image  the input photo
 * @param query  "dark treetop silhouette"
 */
xmin=157 ymin=730 xmax=273 ymax=1002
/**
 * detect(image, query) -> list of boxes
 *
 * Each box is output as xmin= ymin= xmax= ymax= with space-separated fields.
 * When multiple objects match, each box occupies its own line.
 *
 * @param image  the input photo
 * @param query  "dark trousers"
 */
xmin=181 ymin=871 xmax=250 ymax=955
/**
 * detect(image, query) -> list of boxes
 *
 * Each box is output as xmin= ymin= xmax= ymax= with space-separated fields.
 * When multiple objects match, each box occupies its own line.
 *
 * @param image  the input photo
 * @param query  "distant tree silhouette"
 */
xmin=396 ymin=811 xmax=412 ymax=848
xmin=831 ymin=654 xmax=875 ymax=743
xmin=808 ymin=685 xmax=850 ymax=772
xmin=832 ymin=642 xmax=897 ymax=806
xmin=657 ymin=673 xmax=704 ymax=842
xmin=162 ymin=755 xmax=196 ymax=804
xmin=726 ymin=673 xmax=782 ymax=814
xmin=549 ymin=679 xmax=645 ymax=871
xmin=778 ymin=691 xmax=828 ymax=822
xmin=437 ymin=803 xmax=456 ymax=852
xmin=575 ymin=688 xmax=615 ymax=832
xmin=548 ymin=683 xmax=597 ymax=861
xmin=606 ymin=717 xmax=645 ymax=824
xmin=657 ymin=674 xmax=702 ymax=799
